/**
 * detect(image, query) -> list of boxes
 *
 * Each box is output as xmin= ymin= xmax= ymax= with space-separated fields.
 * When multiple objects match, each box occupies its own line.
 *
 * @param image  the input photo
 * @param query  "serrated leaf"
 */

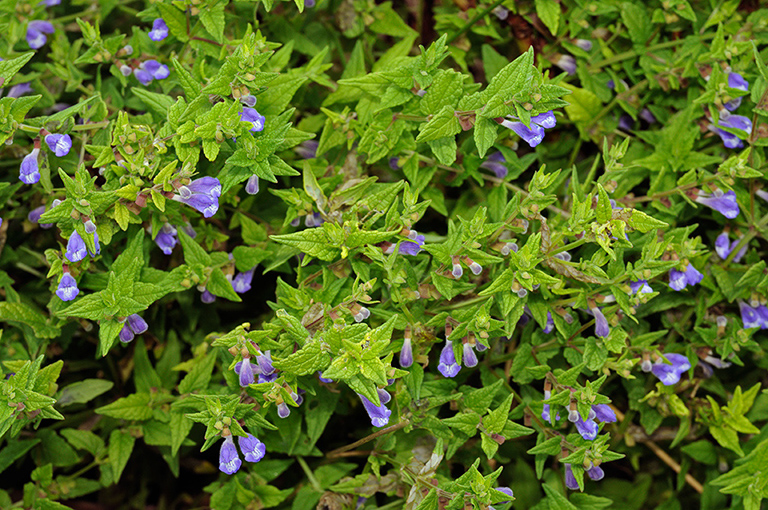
xmin=96 ymin=393 xmax=153 ymax=421
xmin=109 ymin=429 xmax=135 ymax=483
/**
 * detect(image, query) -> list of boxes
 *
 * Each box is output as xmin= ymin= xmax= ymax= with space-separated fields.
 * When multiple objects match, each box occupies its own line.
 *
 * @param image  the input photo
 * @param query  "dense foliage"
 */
xmin=0 ymin=0 xmax=767 ymax=508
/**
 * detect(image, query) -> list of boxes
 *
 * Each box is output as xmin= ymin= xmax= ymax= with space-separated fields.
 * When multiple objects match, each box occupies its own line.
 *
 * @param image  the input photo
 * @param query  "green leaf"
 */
xmin=482 ymin=48 xmax=534 ymax=101
xmin=0 ymin=439 xmax=40 ymax=475
xmin=96 ymin=393 xmax=154 ymax=421
xmin=621 ymin=2 xmax=652 ymax=45
xmin=416 ymin=105 xmax=461 ymax=143
xmin=270 ymin=228 xmax=340 ymax=262
xmin=178 ymin=229 xmax=213 ymax=266
xmin=178 ymin=351 xmax=217 ymax=394
xmin=156 ymin=3 xmax=189 ymax=41
xmin=109 ymin=429 xmax=136 ymax=483
xmin=626 ymin=210 xmax=668 ymax=232
xmin=132 ymin=87 xmax=175 ymax=117
xmin=474 ymin=117 xmax=498 ymax=159
xmin=273 ymin=341 xmax=330 ymax=376
xmin=207 ymin=268 xmax=242 ymax=302
xmin=0 ymin=53 xmax=34 ymax=82
xmin=57 ymin=379 xmax=114 ymax=407
xmin=535 ymin=0 xmax=561 ymax=34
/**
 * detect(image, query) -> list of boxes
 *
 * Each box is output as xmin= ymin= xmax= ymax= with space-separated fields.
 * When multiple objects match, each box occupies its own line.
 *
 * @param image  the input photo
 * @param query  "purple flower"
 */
xmin=173 ymin=177 xmax=221 ymax=218
xmin=318 ymin=372 xmax=333 ymax=383
xmin=234 ymin=359 xmax=256 ymax=387
xmin=587 ymin=465 xmax=604 ymax=481
xmin=592 ymin=404 xmax=616 ymax=423
xmin=88 ymin=232 xmax=101 ymax=257
xmin=239 ymin=95 xmax=257 ymax=107
xmin=618 ymin=115 xmax=634 ymax=131
xmin=389 ymin=157 xmax=401 ymax=170
xmin=201 ymin=289 xmax=216 ymax=303
xmin=590 ymin=306 xmax=610 ymax=338
xmin=238 ymin=434 xmax=266 ymax=463
xmin=66 ymin=230 xmax=87 ymax=262
xmin=84 ymin=220 xmax=96 ymax=234
xmin=19 ymin=149 xmax=40 ymax=184
xmin=541 ymin=389 xmax=552 ymax=422
xmin=27 ymin=20 xmax=55 ymax=49
xmin=713 ymin=114 xmax=752 ymax=148
xmin=724 ymin=72 xmax=748 ymax=111
xmin=148 ymin=18 xmax=169 ymax=41
xmin=245 ymin=175 xmax=259 ymax=195
xmin=575 ymin=414 xmax=599 ymax=440
xmin=696 ymin=189 xmax=739 ymax=219
xmin=574 ymin=39 xmax=592 ymax=51
xmin=639 ymin=108 xmax=656 ymax=124
xmin=40 ymin=0 xmax=61 ymax=6
xmin=555 ymin=54 xmax=576 ymax=75
xmin=629 ymin=279 xmax=653 ymax=294
xmin=56 ymin=272 xmax=79 ymax=301
xmin=543 ymin=312 xmax=555 ymax=334
xmin=154 ymin=224 xmax=178 ymax=255
xmin=480 ymin=151 xmax=508 ymax=179
xmin=119 ymin=325 xmax=135 ymax=343
xmin=134 ymin=68 xmax=153 ymax=85
xmin=232 ymin=268 xmax=255 ymax=293
xmin=295 ymin=140 xmax=318 ymax=159
xmin=7 ymin=83 xmax=33 ymax=98
xmin=358 ymin=393 xmax=391 ymax=427
xmin=564 ymin=464 xmax=579 ymax=490
xmin=668 ymin=264 xmax=703 ymax=291
xmin=437 ymin=340 xmax=461 ymax=378
xmin=715 ymin=232 xmax=747 ymax=262
xmin=462 ymin=342 xmax=478 ymax=367
xmin=44 ymin=134 xmax=72 ymax=157
xmin=739 ymin=301 xmax=762 ymax=329
xmin=240 ymin=107 xmax=266 ymax=133
xmin=501 ymin=111 xmax=556 ymax=148
xmin=400 ymin=336 xmax=413 ymax=368
xmin=399 ymin=232 xmax=425 ymax=256
xmin=127 ymin=314 xmax=148 ymax=335
xmin=377 ymin=388 xmax=391 ymax=405
xmin=256 ymin=351 xmax=274 ymax=375
xmin=28 ymin=205 xmax=46 ymax=224
xmin=492 ymin=5 xmax=509 ymax=19
xmin=650 ymin=353 xmax=691 ymax=386
xmin=218 ymin=436 xmax=241 ymax=475
xmin=143 ymin=60 xmax=170 ymax=80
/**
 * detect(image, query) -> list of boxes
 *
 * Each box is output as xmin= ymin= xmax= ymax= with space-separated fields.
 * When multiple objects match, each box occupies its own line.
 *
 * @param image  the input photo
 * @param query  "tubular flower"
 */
xmin=232 ymin=268 xmax=255 ymax=293
xmin=173 ymin=177 xmax=221 ymax=218
xmin=480 ymin=151 xmax=508 ymax=179
xmin=27 ymin=20 xmax=55 ymax=49
xmin=462 ymin=342 xmax=478 ymax=367
xmin=399 ymin=335 xmax=413 ymax=368
xmin=587 ymin=465 xmax=605 ymax=481
xmin=739 ymin=301 xmax=763 ymax=329
xmin=19 ymin=149 xmax=41 ymax=184
xmin=201 ymin=289 xmax=216 ymax=303
xmin=590 ymin=306 xmax=610 ymax=338
xmin=564 ymin=464 xmax=579 ymax=490
xmin=148 ymin=18 xmax=169 ymax=41
xmin=119 ymin=314 xmax=148 ymax=343
xmin=537 ymin=312 xmax=553 ymax=334
xmin=574 ymin=39 xmax=593 ymax=51
xmin=56 ymin=271 xmax=79 ymax=301
xmin=696 ymin=189 xmax=740 ymax=219
xmin=358 ymin=393 xmax=391 ymax=427
xmin=649 ymin=353 xmax=691 ymax=386
xmin=555 ymin=54 xmax=576 ymax=75
xmin=295 ymin=140 xmax=319 ymax=159
xmin=629 ymin=279 xmax=653 ymax=294
xmin=154 ymin=224 xmax=178 ymax=255
xmin=277 ymin=402 xmax=290 ymax=418
xmin=66 ymin=230 xmax=88 ymax=262
xmin=134 ymin=60 xmax=170 ymax=85
xmin=500 ymin=111 xmax=556 ymax=148
xmin=489 ymin=487 xmax=514 ymax=510
xmin=44 ymin=134 xmax=72 ymax=157
xmin=238 ymin=434 xmax=266 ymax=463
xmin=668 ymin=264 xmax=703 ymax=291
xmin=256 ymin=351 xmax=274 ymax=375
xmin=437 ymin=340 xmax=461 ymax=377
xmin=714 ymin=232 xmax=747 ymax=262
xmin=541 ymin=389 xmax=552 ymax=422
xmin=240 ymin=107 xmax=266 ymax=133
xmin=218 ymin=436 xmax=241 ymax=475
xmin=713 ymin=114 xmax=752 ymax=149
xmin=245 ymin=174 xmax=259 ymax=194
xmin=234 ymin=358 xmax=256 ymax=387
xmin=724 ymin=72 xmax=749 ymax=111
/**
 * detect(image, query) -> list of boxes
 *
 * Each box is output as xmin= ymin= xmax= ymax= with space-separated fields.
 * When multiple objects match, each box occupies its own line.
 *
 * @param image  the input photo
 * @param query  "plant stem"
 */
xmin=296 ymin=457 xmax=322 ymax=492
xmin=326 ymin=420 xmax=408 ymax=458
xmin=588 ymin=34 xmax=715 ymax=72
